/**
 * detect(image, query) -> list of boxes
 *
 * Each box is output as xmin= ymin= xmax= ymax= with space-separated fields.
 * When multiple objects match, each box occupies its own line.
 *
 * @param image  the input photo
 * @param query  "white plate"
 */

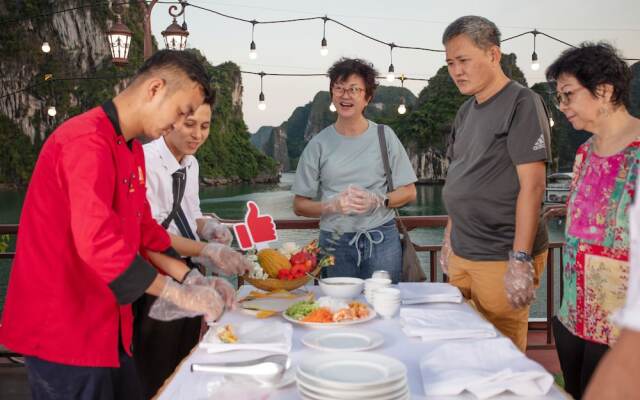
xmin=297 ymin=372 xmax=407 ymax=399
xmin=282 ymin=307 xmax=377 ymax=329
xmin=297 ymin=352 xmax=407 ymax=390
xmin=301 ymin=328 xmax=384 ymax=352
xmin=298 ymin=381 xmax=409 ymax=400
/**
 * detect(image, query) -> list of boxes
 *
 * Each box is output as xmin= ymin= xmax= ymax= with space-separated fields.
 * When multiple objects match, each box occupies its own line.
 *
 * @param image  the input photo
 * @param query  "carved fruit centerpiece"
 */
xmin=243 ymin=240 xmax=335 ymax=291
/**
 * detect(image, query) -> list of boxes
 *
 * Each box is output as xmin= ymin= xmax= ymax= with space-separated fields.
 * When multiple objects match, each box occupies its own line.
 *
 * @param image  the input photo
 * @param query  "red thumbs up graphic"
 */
xmin=233 ymin=201 xmax=278 ymax=250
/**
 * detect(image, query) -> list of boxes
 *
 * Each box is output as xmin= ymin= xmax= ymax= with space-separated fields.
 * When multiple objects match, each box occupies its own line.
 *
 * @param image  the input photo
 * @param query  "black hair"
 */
xmin=546 ymin=42 xmax=631 ymax=108
xmin=328 ymin=58 xmax=378 ymax=100
xmin=134 ymin=49 xmax=212 ymax=100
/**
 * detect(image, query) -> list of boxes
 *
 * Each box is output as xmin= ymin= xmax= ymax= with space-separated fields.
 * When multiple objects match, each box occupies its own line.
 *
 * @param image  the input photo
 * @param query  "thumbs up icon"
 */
xmin=233 ymin=201 xmax=278 ymax=250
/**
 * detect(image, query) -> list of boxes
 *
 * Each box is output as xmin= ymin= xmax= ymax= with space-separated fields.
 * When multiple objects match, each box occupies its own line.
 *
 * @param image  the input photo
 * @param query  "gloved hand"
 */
xmin=321 ymin=189 xmax=353 ymax=215
xmin=183 ymin=269 xmax=238 ymax=310
xmin=345 ymin=185 xmax=385 ymax=214
xmin=200 ymin=218 xmax=233 ymax=246
xmin=439 ymin=237 xmax=453 ymax=275
xmin=504 ymin=251 xmax=536 ymax=309
xmin=198 ymin=242 xmax=252 ymax=275
xmin=149 ymin=276 xmax=225 ymax=322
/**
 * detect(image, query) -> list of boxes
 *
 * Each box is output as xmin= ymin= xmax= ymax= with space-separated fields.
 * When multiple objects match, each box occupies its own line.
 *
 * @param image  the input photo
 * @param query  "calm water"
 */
xmin=0 ymin=173 xmax=565 ymax=316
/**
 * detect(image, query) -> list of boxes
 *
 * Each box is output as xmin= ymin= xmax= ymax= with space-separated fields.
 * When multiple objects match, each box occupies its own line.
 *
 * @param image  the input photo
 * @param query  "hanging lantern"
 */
xmin=162 ymin=18 xmax=189 ymax=51
xmin=107 ymin=14 xmax=133 ymax=66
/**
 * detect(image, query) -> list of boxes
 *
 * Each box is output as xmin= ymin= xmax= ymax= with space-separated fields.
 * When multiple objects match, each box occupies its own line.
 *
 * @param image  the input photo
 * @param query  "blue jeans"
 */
xmin=319 ymin=219 xmax=402 ymax=283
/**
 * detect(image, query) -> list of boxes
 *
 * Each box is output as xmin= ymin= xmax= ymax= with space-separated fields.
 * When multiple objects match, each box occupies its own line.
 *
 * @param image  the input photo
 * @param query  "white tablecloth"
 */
xmin=156 ymin=284 xmax=568 ymax=400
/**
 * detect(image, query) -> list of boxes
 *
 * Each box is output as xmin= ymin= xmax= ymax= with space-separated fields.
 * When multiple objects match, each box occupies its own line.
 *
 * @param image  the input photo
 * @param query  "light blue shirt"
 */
xmin=292 ymin=121 xmax=416 ymax=233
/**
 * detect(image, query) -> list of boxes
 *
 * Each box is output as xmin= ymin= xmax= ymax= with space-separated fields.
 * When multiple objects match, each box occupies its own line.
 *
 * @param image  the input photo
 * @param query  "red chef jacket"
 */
xmin=0 ymin=100 xmax=170 ymax=367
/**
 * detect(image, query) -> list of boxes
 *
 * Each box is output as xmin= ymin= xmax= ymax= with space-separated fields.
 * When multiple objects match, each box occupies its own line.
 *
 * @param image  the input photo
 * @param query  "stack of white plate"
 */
xmin=296 ymin=352 xmax=409 ymax=400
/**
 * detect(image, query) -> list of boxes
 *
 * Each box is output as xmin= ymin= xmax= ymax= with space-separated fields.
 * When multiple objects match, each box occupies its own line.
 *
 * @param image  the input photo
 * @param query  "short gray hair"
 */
xmin=442 ymin=16 xmax=501 ymax=49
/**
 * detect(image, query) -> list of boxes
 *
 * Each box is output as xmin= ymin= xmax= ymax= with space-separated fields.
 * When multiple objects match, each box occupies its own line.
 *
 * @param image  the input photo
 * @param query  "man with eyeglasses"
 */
xmin=440 ymin=16 xmax=551 ymax=352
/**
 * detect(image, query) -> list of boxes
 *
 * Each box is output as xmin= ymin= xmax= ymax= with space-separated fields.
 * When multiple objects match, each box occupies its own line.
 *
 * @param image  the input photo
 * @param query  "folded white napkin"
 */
xmin=399 ymin=282 xmax=462 ymax=304
xmin=199 ymin=320 xmax=292 ymax=354
xmin=400 ymin=308 xmax=496 ymax=341
xmin=420 ymin=337 xmax=554 ymax=399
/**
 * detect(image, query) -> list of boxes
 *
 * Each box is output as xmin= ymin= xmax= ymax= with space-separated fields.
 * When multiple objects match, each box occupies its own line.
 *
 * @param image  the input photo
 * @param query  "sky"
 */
xmin=149 ymin=0 xmax=640 ymax=133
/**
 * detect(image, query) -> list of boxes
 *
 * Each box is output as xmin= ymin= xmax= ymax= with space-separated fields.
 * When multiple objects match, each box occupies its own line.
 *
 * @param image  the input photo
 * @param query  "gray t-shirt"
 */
xmin=293 ymin=121 xmax=417 ymax=232
xmin=443 ymin=81 xmax=551 ymax=261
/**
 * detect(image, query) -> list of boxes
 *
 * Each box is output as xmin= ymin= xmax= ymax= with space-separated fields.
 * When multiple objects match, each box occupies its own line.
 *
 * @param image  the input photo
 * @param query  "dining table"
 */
xmin=154 ymin=283 xmax=569 ymax=400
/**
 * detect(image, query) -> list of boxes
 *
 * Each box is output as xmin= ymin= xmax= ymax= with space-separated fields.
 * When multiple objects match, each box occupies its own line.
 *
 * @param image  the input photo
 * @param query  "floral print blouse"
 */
xmin=557 ymin=138 xmax=640 ymax=345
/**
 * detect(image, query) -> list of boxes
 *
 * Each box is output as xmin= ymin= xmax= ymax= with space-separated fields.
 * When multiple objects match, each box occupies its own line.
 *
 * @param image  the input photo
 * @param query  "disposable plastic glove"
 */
xmin=504 ymin=251 xmax=536 ymax=309
xmin=149 ymin=276 xmax=225 ymax=322
xmin=200 ymin=218 xmax=233 ymax=246
xmin=198 ymin=242 xmax=252 ymax=275
xmin=439 ymin=237 xmax=453 ymax=275
xmin=346 ymin=185 xmax=385 ymax=214
xmin=320 ymin=189 xmax=353 ymax=215
xmin=183 ymin=269 xmax=238 ymax=310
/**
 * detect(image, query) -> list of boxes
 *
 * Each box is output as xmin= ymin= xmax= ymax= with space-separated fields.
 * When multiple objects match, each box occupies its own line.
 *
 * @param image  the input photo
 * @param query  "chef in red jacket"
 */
xmin=0 ymin=50 xmax=225 ymax=400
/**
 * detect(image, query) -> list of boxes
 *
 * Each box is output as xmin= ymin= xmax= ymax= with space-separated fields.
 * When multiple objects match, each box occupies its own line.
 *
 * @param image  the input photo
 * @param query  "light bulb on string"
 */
xmin=41 ymin=41 xmax=51 ymax=53
xmin=320 ymin=17 xmax=329 ymax=56
xmin=47 ymin=106 xmax=57 ymax=117
xmin=257 ymin=72 xmax=266 ymax=110
xmin=549 ymin=117 xmax=555 ymax=127
xmin=530 ymin=30 xmax=540 ymax=71
xmin=248 ymin=21 xmax=258 ymax=59
xmin=387 ymin=64 xmax=395 ymax=82
xmin=329 ymin=102 xmax=336 ymax=112
xmin=397 ymin=76 xmax=407 ymax=114
xmin=531 ymin=52 xmax=540 ymax=71
xmin=386 ymin=44 xmax=396 ymax=82
xmin=320 ymin=38 xmax=328 ymax=56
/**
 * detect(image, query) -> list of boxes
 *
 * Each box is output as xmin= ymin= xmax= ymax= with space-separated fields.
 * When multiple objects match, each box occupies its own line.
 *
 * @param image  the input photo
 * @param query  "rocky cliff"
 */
xmin=0 ymin=1 xmax=277 ymax=185
xmin=252 ymin=86 xmax=417 ymax=171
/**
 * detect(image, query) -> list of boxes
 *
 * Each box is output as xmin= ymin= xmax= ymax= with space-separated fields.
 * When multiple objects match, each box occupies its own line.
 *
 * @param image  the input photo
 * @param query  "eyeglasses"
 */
xmin=554 ymin=87 xmax=585 ymax=107
xmin=332 ymin=86 xmax=365 ymax=96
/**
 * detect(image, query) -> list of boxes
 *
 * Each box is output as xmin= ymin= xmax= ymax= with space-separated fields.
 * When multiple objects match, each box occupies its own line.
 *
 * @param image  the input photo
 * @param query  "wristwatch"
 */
xmin=383 ymin=195 xmax=390 ymax=208
xmin=513 ymin=251 xmax=533 ymax=262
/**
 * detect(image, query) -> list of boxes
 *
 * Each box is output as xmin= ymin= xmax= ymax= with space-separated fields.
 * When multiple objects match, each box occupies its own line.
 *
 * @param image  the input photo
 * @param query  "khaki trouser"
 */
xmin=448 ymin=251 xmax=547 ymax=352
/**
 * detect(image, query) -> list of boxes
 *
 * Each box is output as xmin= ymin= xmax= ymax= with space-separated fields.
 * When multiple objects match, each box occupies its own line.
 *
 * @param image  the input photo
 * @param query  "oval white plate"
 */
xmin=301 ymin=328 xmax=384 ymax=352
xmin=297 ymin=380 xmax=409 ymax=400
xmin=297 ymin=372 xmax=407 ymax=399
xmin=282 ymin=307 xmax=376 ymax=329
xmin=297 ymin=352 xmax=407 ymax=390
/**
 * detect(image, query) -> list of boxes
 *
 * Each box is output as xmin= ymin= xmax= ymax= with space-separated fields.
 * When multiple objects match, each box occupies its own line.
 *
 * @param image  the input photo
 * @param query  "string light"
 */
xmin=320 ymin=16 xmax=329 ymax=56
xmin=329 ymin=102 xmax=336 ymax=112
xmin=47 ymin=106 xmax=57 ymax=117
xmin=41 ymin=41 xmax=50 ymax=53
xmin=531 ymin=29 xmax=540 ymax=71
xmin=257 ymin=72 xmax=266 ymax=110
xmin=397 ymin=75 xmax=407 ymax=115
xmin=386 ymin=44 xmax=396 ymax=82
xmin=249 ymin=20 xmax=258 ymax=59
xmin=549 ymin=117 xmax=555 ymax=127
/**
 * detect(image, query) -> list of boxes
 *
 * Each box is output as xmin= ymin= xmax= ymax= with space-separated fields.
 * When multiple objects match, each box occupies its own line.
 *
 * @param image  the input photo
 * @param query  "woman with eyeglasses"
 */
xmin=546 ymin=42 xmax=640 ymax=400
xmin=292 ymin=58 xmax=417 ymax=283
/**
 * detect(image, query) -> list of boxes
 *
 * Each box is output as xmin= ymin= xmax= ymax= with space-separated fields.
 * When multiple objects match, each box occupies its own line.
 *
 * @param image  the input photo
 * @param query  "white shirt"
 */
xmin=143 ymin=137 xmax=203 ymax=240
xmin=618 ymin=176 xmax=640 ymax=331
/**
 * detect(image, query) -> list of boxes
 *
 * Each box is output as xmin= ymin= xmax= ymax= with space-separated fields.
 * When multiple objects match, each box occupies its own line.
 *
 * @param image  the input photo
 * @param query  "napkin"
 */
xmin=399 ymin=282 xmax=462 ymax=304
xmin=200 ymin=320 xmax=293 ymax=354
xmin=419 ymin=337 xmax=554 ymax=399
xmin=400 ymin=308 xmax=497 ymax=341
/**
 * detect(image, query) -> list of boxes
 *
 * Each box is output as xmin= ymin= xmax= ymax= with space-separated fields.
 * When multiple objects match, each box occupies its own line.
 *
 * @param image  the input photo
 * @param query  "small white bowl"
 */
xmin=373 ymin=302 xmax=400 ymax=319
xmin=319 ymin=277 xmax=364 ymax=299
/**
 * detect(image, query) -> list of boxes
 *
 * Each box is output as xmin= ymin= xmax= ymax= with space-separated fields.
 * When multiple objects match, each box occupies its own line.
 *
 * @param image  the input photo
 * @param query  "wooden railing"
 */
xmin=0 ymin=217 xmax=564 ymax=351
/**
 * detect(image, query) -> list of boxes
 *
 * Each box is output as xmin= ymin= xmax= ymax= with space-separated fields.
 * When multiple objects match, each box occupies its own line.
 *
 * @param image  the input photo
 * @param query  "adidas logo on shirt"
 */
xmin=533 ymin=134 xmax=546 ymax=151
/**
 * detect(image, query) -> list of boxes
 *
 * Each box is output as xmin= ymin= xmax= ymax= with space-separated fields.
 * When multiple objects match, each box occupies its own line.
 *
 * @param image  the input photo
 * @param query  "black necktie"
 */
xmin=162 ymin=167 xmax=196 ymax=240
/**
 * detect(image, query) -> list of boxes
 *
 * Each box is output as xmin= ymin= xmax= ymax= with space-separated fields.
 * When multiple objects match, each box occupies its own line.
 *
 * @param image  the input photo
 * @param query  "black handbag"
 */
xmin=377 ymin=124 xmax=427 ymax=282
